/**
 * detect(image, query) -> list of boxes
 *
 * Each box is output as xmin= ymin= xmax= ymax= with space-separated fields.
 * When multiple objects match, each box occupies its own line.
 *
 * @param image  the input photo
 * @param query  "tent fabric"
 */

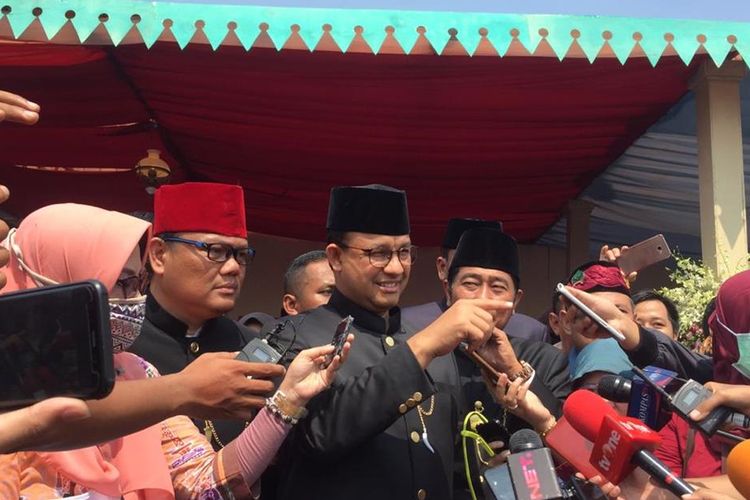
xmin=0 ymin=40 xmax=703 ymax=244
xmin=2 ymin=0 xmax=749 ymax=67
xmin=537 ymin=76 xmax=750 ymax=258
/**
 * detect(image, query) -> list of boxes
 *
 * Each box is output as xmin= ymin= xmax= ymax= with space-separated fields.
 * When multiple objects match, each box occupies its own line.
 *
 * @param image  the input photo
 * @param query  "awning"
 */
xmin=3 ymin=1 xmax=749 ymax=66
xmin=0 ymin=0 xmax=737 ymax=245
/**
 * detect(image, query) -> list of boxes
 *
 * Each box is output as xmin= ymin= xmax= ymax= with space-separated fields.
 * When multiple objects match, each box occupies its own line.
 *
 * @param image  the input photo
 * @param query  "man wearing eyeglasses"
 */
xmin=129 ymin=182 xmax=273 ymax=451
xmin=273 ymin=184 xmax=511 ymax=500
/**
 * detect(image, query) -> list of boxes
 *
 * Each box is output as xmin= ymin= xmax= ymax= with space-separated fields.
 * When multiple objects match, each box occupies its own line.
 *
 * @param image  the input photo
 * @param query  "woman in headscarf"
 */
xmin=0 ymin=203 xmax=351 ymax=499
xmin=653 ymin=270 xmax=750 ymax=484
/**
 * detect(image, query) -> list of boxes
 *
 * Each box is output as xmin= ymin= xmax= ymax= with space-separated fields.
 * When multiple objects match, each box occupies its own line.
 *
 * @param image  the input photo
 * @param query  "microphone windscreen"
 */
xmin=563 ymin=389 xmax=618 ymax=441
xmin=597 ymin=375 xmax=632 ymax=403
xmin=509 ymin=429 xmax=543 ymax=453
xmin=727 ymin=439 xmax=750 ymax=498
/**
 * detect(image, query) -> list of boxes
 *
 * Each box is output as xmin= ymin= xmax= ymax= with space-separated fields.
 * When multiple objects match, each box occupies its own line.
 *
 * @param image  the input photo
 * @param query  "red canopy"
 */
xmin=0 ymin=42 xmax=701 ymax=244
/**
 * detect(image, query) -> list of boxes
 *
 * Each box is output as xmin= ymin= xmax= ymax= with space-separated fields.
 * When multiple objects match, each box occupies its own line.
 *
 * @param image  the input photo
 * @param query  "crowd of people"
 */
xmin=1 ymin=88 xmax=750 ymax=500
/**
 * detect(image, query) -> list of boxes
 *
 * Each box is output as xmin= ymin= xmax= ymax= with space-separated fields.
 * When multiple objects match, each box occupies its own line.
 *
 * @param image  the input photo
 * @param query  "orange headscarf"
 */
xmin=2 ymin=203 xmax=173 ymax=499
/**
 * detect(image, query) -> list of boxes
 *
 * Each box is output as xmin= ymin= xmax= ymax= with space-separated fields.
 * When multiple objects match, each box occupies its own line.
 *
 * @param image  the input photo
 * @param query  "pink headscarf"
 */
xmin=4 ymin=203 xmax=150 ymax=292
xmin=2 ymin=203 xmax=173 ymax=499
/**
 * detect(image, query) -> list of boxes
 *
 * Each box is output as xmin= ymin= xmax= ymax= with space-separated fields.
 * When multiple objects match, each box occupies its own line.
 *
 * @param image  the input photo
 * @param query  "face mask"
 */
xmin=109 ymin=295 xmax=146 ymax=352
xmin=7 ymin=228 xmax=59 ymax=287
xmin=714 ymin=315 xmax=750 ymax=379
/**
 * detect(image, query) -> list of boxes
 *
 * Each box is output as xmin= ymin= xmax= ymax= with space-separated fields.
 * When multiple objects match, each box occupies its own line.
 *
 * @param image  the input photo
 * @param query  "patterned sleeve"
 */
xmin=161 ymin=415 xmax=254 ymax=500
xmin=140 ymin=355 xmax=254 ymax=499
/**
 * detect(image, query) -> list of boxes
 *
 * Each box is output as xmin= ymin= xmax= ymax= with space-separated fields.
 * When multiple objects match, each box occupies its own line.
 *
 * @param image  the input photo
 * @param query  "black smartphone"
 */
xmin=476 ymin=420 xmax=510 ymax=448
xmin=0 ymin=280 xmax=115 ymax=409
xmin=324 ymin=315 xmax=353 ymax=367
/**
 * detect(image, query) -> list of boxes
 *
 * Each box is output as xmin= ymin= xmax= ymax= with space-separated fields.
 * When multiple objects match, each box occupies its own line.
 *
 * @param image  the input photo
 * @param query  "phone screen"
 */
xmin=0 ymin=281 xmax=113 ymax=408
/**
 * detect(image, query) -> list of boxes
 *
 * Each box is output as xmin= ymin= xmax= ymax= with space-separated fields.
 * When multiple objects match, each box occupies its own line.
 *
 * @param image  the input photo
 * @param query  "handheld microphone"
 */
xmin=485 ymin=428 xmax=607 ymax=500
xmin=598 ymin=374 xmax=749 ymax=437
xmin=727 ymin=439 xmax=750 ymax=498
xmin=597 ymin=368 xmax=675 ymax=430
xmin=484 ymin=429 xmax=564 ymax=499
xmin=563 ymin=390 xmax=694 ymax=496
xmin=507 ymin=430 xmax=564 ymax=499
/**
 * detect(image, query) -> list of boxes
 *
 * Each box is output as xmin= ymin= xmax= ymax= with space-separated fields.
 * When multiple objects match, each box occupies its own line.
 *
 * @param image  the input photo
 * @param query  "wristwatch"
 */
xmin=507 ymin=360 xmax=534 ymax=383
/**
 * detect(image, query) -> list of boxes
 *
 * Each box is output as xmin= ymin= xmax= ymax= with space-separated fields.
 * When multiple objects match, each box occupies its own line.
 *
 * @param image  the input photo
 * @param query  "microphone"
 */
xmin=597 ymin=368 xmax=676 ymax=431
xmin=485 ymin=428 xmax=607 ymax=500
xmin=544 ymin=416 xmax=600 ymax=480
xmin=598 ymin=374 xmax=750 ymax=435
xmin=563 ymin=390 xmax=694 ymax=496
xmin=484 ymin=429 xmax=564 ymax=499
xmin=727 ymin=439 xmax=750 ymax=498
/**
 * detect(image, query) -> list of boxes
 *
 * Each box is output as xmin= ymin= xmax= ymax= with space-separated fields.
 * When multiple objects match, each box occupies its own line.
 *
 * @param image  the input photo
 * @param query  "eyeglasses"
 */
xmin=115 ymin=269 xmax=148 ymax=297
xmin=338 ymin=243 xmax=417 ymax=268
xmin=161 ymin=235 xmax=256 ymax=266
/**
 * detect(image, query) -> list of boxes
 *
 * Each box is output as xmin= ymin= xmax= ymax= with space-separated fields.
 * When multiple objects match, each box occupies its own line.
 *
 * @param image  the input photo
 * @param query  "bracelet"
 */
xmin=538 ymin=417 xmax=557 ymax=439
xmin=265 ymin=390 xmax=308 ymax=425
xmin=508 ymin=360 xmax=534 ymax=383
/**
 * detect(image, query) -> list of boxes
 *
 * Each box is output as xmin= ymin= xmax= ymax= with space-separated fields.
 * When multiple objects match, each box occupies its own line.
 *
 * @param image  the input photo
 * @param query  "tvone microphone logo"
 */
xmin=620 ymin=420 xmax=650 ymax=434
xmin=598 ymin=430 xmax=621 ymax=472
xmin=519 ymin=452 xmax=542 ymax=499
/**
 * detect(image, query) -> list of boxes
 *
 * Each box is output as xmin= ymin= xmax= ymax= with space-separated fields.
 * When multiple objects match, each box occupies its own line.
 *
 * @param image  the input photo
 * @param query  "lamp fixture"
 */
xmin=134 ymin=149 xmax=171 ymax=195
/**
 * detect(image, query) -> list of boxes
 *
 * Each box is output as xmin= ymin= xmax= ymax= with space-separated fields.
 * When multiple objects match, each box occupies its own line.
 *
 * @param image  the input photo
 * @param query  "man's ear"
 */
xmin=513 ymin=288 xmax=524 ymax=313
xmin=436 ymin=256 xmax=448 ymax=281
xmin=548 ymin=311 xmax=562 ymax=336
xmin=326 ymin=243 xmax=343 ymax=273
xmin=282 ymin=294 xmax=299 ymax=316
xmin=443 ymin=279 xmax=452 ymax=306
xmin=148 ymin=238 xmax=168 ymax=276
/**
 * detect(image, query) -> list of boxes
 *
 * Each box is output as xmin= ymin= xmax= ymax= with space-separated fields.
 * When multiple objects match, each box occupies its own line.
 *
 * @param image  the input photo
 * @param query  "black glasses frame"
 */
xmin=161 ymin=234 xmax=256 ymax=266
xmin=338 ymin=243 xmax=417 ymax=268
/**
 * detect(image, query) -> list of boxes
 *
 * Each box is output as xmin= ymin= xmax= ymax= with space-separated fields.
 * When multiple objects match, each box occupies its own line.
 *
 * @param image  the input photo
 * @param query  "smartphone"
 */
xmin=476 ymin=420 xmax=510 ymax=448
xmin=0 ymin=280 xmax=115 ymax=409
xmin=556 ymin=283 xmax=626 ymax=342
xmin=324 ymin=315 xmax=354 ymax=367
xmin=483 ymin=464 xmax=515 ymax=500
xmin=617 ymin=234 xmax=672 ymax=276
xmin=459 ymin=342 xmax=500 ymax=384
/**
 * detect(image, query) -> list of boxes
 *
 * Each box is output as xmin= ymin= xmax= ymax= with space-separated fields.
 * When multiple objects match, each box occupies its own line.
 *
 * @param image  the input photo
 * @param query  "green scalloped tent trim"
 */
xmin=2 ymin=0 xmax=749 ymax=66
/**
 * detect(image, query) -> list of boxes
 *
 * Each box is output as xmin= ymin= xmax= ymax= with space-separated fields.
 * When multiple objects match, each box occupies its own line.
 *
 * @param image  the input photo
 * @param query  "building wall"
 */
xmin=232 ymin=232 xmax=672 ymax=322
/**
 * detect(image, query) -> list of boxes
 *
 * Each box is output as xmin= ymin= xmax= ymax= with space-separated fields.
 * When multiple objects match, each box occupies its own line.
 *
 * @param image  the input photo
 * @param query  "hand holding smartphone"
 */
xmin=0 ymin=280 xmax=115 ymax=410
xmin=616 ymin=234 xmax=672 ymax=276
xmin=555 ymin=283 xmax=626 ymax=342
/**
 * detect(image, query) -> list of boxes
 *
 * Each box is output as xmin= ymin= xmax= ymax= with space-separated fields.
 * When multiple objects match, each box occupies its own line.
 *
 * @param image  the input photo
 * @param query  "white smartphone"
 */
xmin=555 ymin=283 xmax=626 ymax=342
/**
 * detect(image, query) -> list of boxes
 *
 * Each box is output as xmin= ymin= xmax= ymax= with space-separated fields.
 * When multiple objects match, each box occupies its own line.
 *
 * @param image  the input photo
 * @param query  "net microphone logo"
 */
xmin=518 ymin=452 xmax=543 ymax=499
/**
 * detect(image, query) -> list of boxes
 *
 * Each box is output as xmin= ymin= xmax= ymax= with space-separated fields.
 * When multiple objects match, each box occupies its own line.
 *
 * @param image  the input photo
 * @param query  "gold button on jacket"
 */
xmin=189 ymin=341 xmax=200 ymax=354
